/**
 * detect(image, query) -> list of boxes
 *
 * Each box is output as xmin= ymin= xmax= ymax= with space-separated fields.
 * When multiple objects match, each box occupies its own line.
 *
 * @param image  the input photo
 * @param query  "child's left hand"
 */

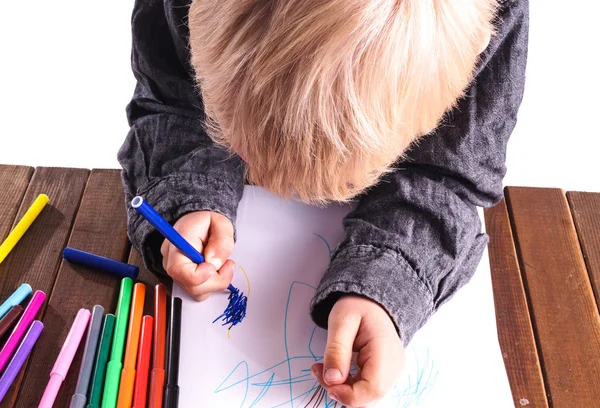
xmin=311 ymin=295 xmax=405 ymax=408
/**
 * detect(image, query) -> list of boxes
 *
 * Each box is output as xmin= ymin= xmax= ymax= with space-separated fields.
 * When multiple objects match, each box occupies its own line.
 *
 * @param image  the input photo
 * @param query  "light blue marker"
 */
xmin=0 ymin=284 xmax=32 ymax=320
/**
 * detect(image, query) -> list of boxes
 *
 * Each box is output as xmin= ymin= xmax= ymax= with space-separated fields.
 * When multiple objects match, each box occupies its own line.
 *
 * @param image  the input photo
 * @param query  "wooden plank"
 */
xmin=0 ymin=165 xmax=34 ymax=242
xmin=0 ymin=167 xmax=89 ymax=408
xmin=11 ymin=169 xmax=131 ymax=408
xmin=567 ymin=191 xmax=600 ymax=311
xmin=484 ymin=199 xmax=548 ymax=408
xmin=505 ymin=186 xmax=600 ymax=406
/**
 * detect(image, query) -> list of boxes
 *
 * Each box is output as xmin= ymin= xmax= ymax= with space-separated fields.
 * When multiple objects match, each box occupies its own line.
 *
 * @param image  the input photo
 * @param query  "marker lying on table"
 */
xmin=131 ymin=197 xmax=238 ymax=292
xmin=116 ymin=283 xmax=146 ymax=408
xmin=0 ymin=290 xmax=46 ymax=372
xmin=0 ymin=283 xmax=31 ymax=320
xmin=132 ymin=315 xmax=153 ymax=408
xmin=148 ymin=284 xmax=167 ymax=408
xmin=70 ymin=305 xmax=105 ymax=408
xmin=0 ymin=194 xmax=49 ymax=264
xmin=0 ymin=320 xmax=43 ymax=402
xmin=62 ymin=247 xmax=139 ymax=280
xmin=39 ymin=308 xmax=91 ymax=408
xmin=86 ymin=314 xmax=116 ymax=408
xmin=102 ymin=278 xmax=133 ymax=408
xmin=0 ymin=305 xmax=23 ymax=339
xmin=164 ymin=297 xmax=182 ymax=408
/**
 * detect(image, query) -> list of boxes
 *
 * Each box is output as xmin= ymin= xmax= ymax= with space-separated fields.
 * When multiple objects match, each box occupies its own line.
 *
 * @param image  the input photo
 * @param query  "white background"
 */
xmin=1 ymin=1 xmax=599 ymax=192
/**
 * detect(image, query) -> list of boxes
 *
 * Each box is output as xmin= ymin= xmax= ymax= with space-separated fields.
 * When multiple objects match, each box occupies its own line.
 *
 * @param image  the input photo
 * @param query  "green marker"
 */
xmin=101 ymin=278 xmax=133 ymax=408
xmin=86 ymin=314 xmax=116 ymax=408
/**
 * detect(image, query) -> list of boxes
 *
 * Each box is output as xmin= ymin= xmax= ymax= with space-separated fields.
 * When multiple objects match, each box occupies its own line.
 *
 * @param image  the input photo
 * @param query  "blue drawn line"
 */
xmin=308 ymin=327 xmax=319 ymax=361
xmin=215 ymin=360 xmax=250 ymax=407
xmin=251 ymin=374 xmax=275 ymax=408
xmin=383 ymin=347 xmax=438 ymax=408
xmin=284 ymin=281 xmax=317 ymax=407
xmin=312 ymin=234 xmax=332 ymax=258
xmin=252 ymin=374 xmax=314 ymax=386
xmin=213 ymin=233 xmax=438 ymax=407
xmin=216 ymin=355 xmax=320 ymax=391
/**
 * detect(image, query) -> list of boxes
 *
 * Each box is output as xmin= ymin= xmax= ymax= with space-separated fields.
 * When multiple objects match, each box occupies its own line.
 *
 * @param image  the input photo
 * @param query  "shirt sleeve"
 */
xmin=118 ymin=0 xmax=245 ymax=275
xmin=310 ymin=0 xmax=529 ymax=345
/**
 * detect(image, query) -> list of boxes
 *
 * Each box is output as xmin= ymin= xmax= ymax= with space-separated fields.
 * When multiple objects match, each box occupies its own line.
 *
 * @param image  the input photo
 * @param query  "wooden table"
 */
xmin=0 ymin=165 xmax=599 ymax=407
xmin=0 ymin=166 xmax=164 ymax=407
xmin=485 ymin=187 xmax=600 ymax=407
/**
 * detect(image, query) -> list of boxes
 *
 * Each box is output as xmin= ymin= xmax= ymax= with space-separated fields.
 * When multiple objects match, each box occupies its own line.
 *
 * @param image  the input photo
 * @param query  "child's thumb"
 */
xmin=323 ymin=308 xmax=360 ymax=386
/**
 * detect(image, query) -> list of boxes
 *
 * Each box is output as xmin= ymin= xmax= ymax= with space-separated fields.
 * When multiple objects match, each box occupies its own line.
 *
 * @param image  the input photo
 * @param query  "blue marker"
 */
xmin=131 ymin=197 xmax=236 ymax=293
xmin=62 ymin=248 xmax=139 ymax=280
xmin=0 ymin=284 xmax=32 ymax=320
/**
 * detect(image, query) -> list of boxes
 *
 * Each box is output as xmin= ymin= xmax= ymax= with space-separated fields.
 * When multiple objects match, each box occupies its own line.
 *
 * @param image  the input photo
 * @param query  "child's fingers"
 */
xmin=165 ymin=233 xmax=213 ymax=287
xmin=163 ymin=218 xmax=211 ymax=286
xmin=326 ymin=339 xmax=400 ymax=407
xmin=168 ymin=258 xmax=214 ymax=288
xmin=322 ymin=305 xmax=361 ymax=386
xmin=325 ymin=379 xmax=382 ymax=408
xmin=204 ymin=214 xmax=235 ymax=270
xmin=181 ymin=260 xmax=236 ymax=300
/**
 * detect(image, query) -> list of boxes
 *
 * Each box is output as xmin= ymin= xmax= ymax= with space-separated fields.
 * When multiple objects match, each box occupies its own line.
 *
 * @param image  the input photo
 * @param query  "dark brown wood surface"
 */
xmin=0 ymin=168 xmax=89 ymax=408
xmin=567 ymin=191 xmax=600 ymax=311
xmin=0 ymin=166 xmax=33 ymax=243
xmin=504 ymin=187 xmax=600 ymax=406
xmin=13 ymin=170 xmax=130 ymax=407
xmin=1 ymin=165 xmax=599 ymax=408
xmin=484 ymin=199 xmax=548 ymax=408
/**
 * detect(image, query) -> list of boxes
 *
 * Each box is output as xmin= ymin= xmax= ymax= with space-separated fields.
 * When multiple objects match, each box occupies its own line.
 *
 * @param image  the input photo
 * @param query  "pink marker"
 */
xmin=39 ymin=308 xmax=91 ymax=408
xmin=0 ymin=290 xmax=46 ymax=372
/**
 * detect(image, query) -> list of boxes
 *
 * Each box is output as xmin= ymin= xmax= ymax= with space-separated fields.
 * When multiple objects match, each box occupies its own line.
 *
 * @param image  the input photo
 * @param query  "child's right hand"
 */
xmin=160 ymin=211 xmax=236 ymax=301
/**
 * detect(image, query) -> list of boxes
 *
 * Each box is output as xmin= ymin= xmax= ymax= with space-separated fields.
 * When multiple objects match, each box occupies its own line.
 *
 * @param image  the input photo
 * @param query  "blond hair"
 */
xmin=189 ymin=0 xmax=497 ymax=203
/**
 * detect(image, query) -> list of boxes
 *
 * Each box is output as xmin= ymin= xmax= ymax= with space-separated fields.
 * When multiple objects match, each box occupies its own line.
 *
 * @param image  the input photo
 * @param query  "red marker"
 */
xmin=149 ymin=284 xmax=167 ymax=408
xmin=132 ymin=315 xmax=153 ymax=408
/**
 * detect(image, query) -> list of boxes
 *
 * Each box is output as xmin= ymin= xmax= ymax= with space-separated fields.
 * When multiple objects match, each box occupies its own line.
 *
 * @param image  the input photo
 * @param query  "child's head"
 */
xmin=189 ymin=0 xmax=497 ymax=203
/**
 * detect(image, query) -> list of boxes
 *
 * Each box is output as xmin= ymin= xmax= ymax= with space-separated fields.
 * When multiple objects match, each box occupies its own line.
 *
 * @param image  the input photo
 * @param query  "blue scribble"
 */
xmin=380 ymin=347 xmax=438 ymax=408
xmin=213 ymin=287 xmax=248 ymax=329
xmin=213 ymin=234 xmax=438 ymax=407
xmin=215 ymin=281 xmax=334 ymax=407
xmin=214 ymin=280 xmax=437 ymax=407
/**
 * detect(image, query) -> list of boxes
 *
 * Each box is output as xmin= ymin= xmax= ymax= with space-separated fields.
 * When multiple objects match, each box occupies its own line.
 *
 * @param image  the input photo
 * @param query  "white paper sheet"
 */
xmin=174 ymin=186 xmax=513 ymax=407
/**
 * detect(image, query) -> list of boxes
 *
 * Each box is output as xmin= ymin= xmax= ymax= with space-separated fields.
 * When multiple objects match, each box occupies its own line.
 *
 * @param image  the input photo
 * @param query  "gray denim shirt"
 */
xmin=119 ymin=0 xmax=528 ymax=345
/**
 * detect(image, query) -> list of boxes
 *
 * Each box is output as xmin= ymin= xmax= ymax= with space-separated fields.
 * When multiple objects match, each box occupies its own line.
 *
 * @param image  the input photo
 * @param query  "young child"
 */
xmin=119 ymin=0 xmax=528 ymax=405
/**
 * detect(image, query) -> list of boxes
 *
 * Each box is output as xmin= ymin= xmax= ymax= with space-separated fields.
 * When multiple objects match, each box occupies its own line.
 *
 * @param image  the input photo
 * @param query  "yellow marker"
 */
xmin=0 ymin=194 xmax=49 ymax=264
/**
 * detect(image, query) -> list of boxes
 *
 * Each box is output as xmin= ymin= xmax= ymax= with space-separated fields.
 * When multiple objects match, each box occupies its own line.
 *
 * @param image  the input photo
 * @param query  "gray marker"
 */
xmin=70 ymin=305 xmax=104 ymax=408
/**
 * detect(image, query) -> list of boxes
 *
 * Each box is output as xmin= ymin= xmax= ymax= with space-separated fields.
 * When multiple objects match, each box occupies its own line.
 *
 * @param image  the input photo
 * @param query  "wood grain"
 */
xmin=1 ymin=165 xmax=597 ymax=407
xmin=12 ymin=169 xmax=129 ymax=408
xmin=505 ymin=186 xmax=600 ymax=406
xmin=567 ymin=191 xmax=600 ymax=311
xmin=484 ymin=199 xmax=548 ymax=407
xmin=0 ymin=167 xmax=89 ymax=408
xmin=0 ymin=165 xmax=33 ymax=243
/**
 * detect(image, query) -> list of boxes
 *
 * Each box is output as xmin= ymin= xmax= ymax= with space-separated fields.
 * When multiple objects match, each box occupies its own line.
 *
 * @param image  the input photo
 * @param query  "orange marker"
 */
xmin=116 ymin=283 xmax=146 ymax=408
xmin=132 ymin=315 xmax=153 ymax=408
xmin=149 ymin=284 xmax=167 ymax=408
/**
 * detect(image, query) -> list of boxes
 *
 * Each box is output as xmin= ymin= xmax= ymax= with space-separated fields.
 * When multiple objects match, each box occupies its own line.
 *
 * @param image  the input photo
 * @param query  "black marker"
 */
xmin=164 ymin=296 xmax=182 ymax=408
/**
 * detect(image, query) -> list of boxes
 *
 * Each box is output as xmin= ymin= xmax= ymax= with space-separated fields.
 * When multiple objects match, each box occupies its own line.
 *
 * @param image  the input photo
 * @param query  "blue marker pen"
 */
xmin=62 ymin=248 xmax=139 ymax=280
xmin=0 ymin=284 xmax=32 ymax=320
xmin=131 ymin=197 xmax=236 ymax=293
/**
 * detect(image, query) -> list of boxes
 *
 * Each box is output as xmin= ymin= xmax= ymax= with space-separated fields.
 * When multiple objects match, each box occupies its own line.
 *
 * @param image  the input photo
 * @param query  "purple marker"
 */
xmin=0 ymin=290 xmax=46 ymax=372
xmin=0 ymin=320 xmax=44 ymax=402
